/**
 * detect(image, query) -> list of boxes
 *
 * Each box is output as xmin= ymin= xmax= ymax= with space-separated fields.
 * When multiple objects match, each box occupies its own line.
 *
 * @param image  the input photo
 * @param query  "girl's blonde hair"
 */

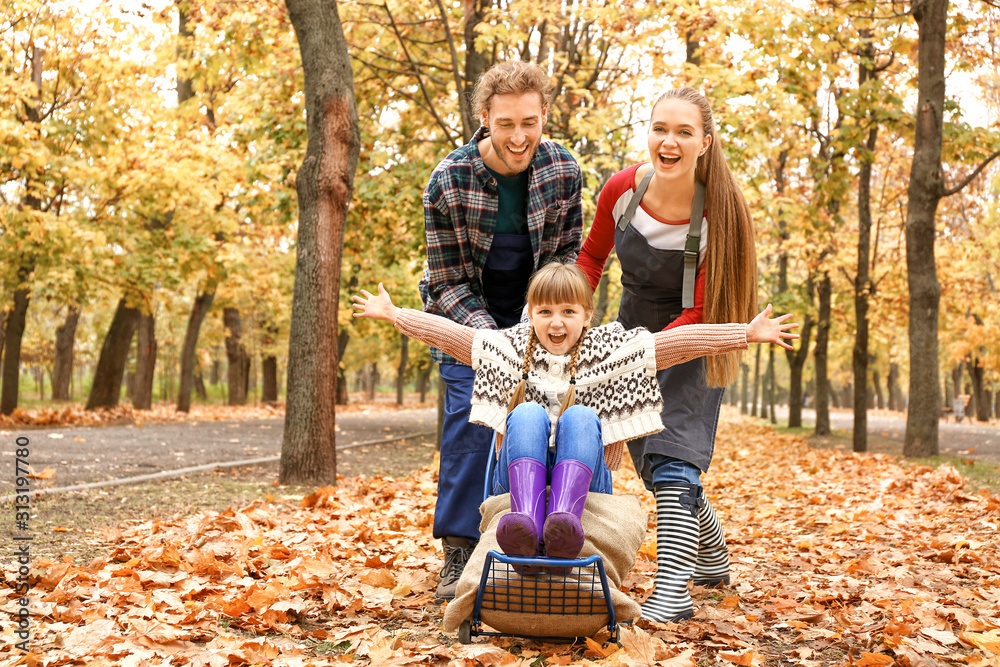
xmin=652 ymin=88 xmax=758 ymax=387
xmin=505 ymin=263 xmax=592 ymax=421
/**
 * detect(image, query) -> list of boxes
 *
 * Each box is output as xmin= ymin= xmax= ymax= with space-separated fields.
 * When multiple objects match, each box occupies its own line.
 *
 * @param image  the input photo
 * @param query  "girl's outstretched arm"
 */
xmin=650 ymin=305 xmax=800 ymax=370
xmin=352 ymin=284 xmax=476 ymax=364
xmin=352 ymin=283 xmax=400 ymax=323
xmin=745 ymin=304 xmax=800 ymax=349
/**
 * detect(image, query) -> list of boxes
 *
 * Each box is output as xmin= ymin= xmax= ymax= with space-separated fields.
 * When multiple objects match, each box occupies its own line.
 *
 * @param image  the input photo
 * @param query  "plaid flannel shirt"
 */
xmin=419 ymin=126 xmax=583 ymax=364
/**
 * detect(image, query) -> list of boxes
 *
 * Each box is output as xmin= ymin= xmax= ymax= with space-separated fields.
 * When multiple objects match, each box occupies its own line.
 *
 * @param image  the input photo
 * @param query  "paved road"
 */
xmin=773 ymin=406 xmax=1000 ymax=463
xmin=6 ymin=404 xmax=996 ymax=494
xmin=0 ymin=408 xmax=437 ymax=492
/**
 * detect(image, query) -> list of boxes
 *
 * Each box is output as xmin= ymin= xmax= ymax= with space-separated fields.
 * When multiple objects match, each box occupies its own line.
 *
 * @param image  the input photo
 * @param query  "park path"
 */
xmin=773 ymin=405 xmax=1000 ymax=462
xmin=6 ymin=404 xmax=996 ymax=494
xmin=0 ymin=407 xmax=437 ymax=492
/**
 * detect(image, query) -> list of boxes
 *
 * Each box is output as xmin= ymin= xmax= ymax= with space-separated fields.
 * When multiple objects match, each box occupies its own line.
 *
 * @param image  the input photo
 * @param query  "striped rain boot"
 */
xmin=693 ymin=493 xmax=730 ymax=587
xmin=640 ymin=483 xmax=701 ymax=623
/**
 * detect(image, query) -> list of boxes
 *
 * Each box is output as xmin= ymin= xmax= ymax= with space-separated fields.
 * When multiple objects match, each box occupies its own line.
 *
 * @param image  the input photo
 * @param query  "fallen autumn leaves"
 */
xmin=2 ymin=408 xmax=998 ymax=666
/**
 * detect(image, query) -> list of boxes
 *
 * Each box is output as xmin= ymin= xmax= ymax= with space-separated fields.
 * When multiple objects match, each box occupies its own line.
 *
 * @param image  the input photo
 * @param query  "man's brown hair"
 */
xmin=472 ymin=60 xmax=553 ymax=118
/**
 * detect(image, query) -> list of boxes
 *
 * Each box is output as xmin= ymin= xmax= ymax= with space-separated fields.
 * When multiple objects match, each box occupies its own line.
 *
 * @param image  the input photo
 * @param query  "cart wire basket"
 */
xmin=458 ymin=435 xmax=629 ymax=645
xmin=458 ymin=549 xmax=624 ymax=645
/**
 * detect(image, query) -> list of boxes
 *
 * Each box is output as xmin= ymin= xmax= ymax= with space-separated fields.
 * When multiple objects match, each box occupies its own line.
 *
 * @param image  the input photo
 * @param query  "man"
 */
xmin=420 ymin=60 xmax=583 ymax=599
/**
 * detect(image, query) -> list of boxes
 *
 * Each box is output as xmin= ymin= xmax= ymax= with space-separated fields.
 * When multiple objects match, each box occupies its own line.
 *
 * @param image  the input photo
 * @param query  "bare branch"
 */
xmin=838 ymin=265 xmax=856 ymax=291
xmin=943 ymin=149 xmax=1000 ymax=196
xmin=874 ymin=51 xmax=896 ymax=73
xmin=432 ymin=0 xmax=469 ymax=138
xmin=351 ymin=52 xmax=434 ymax=79
xmin=381 ymin=0 xmax=458 ymax=147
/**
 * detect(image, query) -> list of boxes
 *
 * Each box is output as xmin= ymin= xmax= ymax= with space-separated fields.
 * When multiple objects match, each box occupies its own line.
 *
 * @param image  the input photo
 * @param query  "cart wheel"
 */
xmin=458 ymin=620 xmax=472 ymax=644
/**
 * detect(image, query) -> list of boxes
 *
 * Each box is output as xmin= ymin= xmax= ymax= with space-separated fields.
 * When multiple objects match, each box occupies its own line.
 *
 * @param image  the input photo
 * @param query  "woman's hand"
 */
xmin=352 ymin=283 xmax=400 ymax=323
xmin=746 ymin=304 xmax=799 ymax=349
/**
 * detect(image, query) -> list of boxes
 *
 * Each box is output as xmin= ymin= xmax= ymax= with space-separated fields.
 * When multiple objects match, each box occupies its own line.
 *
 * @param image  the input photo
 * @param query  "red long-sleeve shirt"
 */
xmin=577 ymin=164 xmax=706 ymax=330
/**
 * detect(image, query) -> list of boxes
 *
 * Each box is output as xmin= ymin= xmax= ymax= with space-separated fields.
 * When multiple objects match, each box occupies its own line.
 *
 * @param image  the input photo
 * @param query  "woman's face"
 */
xmin=529 ymin=301 xmax=593 ymax=355
xmin=647 ymin=98 xmax=712 ymax=184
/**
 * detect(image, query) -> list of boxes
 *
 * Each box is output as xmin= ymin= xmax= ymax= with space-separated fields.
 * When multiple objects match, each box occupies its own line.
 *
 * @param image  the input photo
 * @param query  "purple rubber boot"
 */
xmin=496 ymin=457 xmax=547 ymax=557
xmin=542 ymin=459 xmax=593 ymax=559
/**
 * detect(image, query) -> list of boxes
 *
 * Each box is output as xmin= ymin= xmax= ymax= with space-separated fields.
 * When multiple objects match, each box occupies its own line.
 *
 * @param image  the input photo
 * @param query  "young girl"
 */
xmin=352 ymin=263 xmax=797 ymax=562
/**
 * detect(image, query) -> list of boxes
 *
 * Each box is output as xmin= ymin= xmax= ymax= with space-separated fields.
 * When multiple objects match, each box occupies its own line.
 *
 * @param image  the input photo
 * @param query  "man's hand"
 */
xmin=352 ymin=283 xmax=400 ymax=323
xmin=745 ymin=304 xmax=799 ymax=350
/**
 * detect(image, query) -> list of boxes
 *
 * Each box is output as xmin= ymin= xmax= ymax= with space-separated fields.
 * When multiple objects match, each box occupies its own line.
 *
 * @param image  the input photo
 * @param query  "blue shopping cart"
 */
xmin=457 ymin=437 xmax=626 ymax=645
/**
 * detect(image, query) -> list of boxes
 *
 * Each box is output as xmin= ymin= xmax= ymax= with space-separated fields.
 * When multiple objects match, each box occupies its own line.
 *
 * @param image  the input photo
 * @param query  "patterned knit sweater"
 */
xmin=468 ymin=323 xmax=662 ymax=448
xmin=393 ymin=309 xmax=748 ymax=470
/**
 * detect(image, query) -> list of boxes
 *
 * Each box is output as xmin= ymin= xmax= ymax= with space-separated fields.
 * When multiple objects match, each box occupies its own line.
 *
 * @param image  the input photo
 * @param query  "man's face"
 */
xmin=481 ymin=91 xmax=547 ymax=177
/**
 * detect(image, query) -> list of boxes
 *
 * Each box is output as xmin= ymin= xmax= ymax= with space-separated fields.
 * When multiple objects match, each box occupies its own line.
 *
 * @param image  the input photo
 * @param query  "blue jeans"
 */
xmin=436 ymin=364 xmax=494 ymax=541
xmin=490 ymin=403 xmax=613 ymax=496
xmin=648 ymin=453 xmax=702 ymax=487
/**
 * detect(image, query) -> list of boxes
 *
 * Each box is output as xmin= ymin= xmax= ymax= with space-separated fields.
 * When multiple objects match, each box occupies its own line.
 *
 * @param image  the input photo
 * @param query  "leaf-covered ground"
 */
xmin=3 ymin=407 xmax=999 ymax=666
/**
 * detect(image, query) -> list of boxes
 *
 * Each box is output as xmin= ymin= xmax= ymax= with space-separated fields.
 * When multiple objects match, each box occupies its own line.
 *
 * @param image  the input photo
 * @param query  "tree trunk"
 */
xmin=970 ymin=359 xmax=988 ymax=422
xmin=262 ymin=356 xmax=278 ymax=403
xmin=853 ymin=92 xmax=878 ymax=451
xmin=888 ymin=361 xmax=902 ymax=411
xmin=261 ymin=323 xmax=279 ymax=403
xmin=396 ymin=332 xmax=409 ymax=406
xmin=759 ymin=369 xmax=768 ymax=420
xmin=814 ymin=273 xmax=832 ymax=436
xmin=785 ymin=313 xmax=814 ymax=428
xmin=177 ymin=289 xmax=216 ymax=412
xmin=1 ymin=288 xmax=30 ymax=415
xmin=211 ymin=351 xmax=221 ymax=385
xmin=2 ymin=50 xmax=44 ymax=414
xmin=86 ymin=298 xmax=141 ymax=410
xmin=873 ymin=367 xmax=885 ymax=410
xmin=417 ymin=362 xmax=433 ymax=403
xmin=52 ymin=304 xmax=80 ymax=401
xmin=767 ymin=344 xmax=776 ymax=424
xmin=739 ymin=361 xmax=749 ymax=415
xmin=35 ymin=366 xmax=45 ymax=400
xmin=224 ymin=307 xmax=249 ymax=406
xmin=461 ymin=0 xmax=487 ymax=143
xmin=951 ymin=362 xmax=964 ymax=417
xmin=194 ymin=363 xmax=208 ymax=400
xmin=366 ymin=361 xmax=378 ymax=400
xmin=0 ymin=309 xmax=7 ymax=376
xmin=280 ymin=0 xmax=361 ymax=485
xmin=904 ymin=0 xmax=947 ymax=457
xmin=336 ymin=329 xmax=350 ymax=405
xmin=751 ymin=344 xmax=761 ymax=418
xmin=133 ymin=311 xmax=157 ymax=410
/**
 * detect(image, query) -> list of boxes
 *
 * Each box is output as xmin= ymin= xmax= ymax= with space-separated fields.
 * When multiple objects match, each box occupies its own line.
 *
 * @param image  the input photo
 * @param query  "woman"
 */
xmin=577 ymin=87 xmax=758 ymax=623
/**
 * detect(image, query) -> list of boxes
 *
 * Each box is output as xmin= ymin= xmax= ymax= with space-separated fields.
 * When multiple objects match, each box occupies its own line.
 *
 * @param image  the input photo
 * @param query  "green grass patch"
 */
xmin=901 ymin=455 xmax=1000 ymax=495
xmin=313 ymin=640 xmax=353 ymax=655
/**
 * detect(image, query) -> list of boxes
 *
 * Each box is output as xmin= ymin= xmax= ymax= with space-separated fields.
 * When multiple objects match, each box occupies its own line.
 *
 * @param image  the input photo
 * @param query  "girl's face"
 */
xmin=647 ymin=98 xmax=711 ymax=184
xmin=529 ymin=301 xmax=593 ymax=355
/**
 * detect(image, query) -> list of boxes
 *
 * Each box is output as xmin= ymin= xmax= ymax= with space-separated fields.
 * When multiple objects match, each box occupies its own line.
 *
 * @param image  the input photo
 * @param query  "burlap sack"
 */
xmin=442 ymin=492 xmax=644 ymax=638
